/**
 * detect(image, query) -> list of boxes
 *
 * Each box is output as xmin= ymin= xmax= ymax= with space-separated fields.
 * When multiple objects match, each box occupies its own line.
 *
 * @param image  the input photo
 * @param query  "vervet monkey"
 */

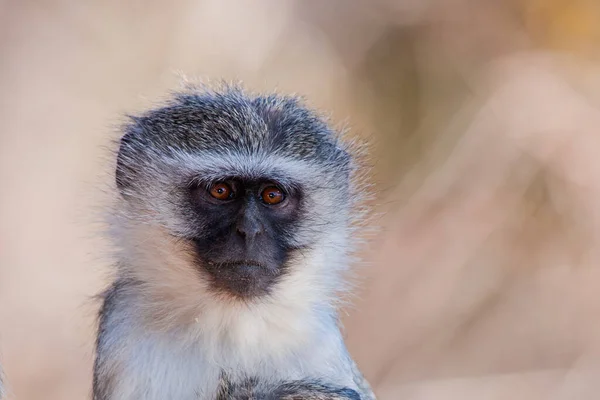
xmin=93 ymin=85 xmax=375 ymax=400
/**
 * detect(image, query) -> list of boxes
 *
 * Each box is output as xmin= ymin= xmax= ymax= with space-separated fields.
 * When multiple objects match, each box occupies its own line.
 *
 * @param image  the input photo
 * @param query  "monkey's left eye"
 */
xmin=209 ymin=182 xmax=234 ymax=200
xmin=261 ymin=186 xmax=285 ymax=205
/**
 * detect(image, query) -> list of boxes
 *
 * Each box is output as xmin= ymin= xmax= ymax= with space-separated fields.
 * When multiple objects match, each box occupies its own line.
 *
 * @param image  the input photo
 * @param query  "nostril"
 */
xmin=236 ymin=219 xmax=263 ymax=238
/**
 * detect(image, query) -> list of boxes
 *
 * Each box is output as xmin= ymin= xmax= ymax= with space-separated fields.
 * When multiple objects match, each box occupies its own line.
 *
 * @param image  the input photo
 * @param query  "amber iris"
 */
xmin=209 ymin=182 xmax=233 ymax=200
xmin=261 ymin=186 xmax=284 ymax=205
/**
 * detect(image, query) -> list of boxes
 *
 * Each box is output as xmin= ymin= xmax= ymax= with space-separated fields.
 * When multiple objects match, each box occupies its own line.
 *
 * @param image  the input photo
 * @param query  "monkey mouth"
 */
xmin=202 ymin=259 xmax=281 ymax=299
xmin=209 ymin=260 xmax=269 ymax=270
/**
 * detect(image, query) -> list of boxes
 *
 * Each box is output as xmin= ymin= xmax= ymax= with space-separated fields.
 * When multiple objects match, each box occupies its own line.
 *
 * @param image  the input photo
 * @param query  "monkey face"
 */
xmin=187 ymin=177 xmax=304 ymax=299
xmin=114 ymin=87 xmax=360 ymax=303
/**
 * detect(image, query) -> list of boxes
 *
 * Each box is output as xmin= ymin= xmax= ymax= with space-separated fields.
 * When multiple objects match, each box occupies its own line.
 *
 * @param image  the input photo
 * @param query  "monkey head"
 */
xmin=113 ymin=86 xmax=362 ymax=304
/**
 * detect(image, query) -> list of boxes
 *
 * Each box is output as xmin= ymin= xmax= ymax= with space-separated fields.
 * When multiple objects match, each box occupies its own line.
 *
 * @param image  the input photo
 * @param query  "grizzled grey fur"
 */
xmin=215 ymin=373 xmax=360 ymax=399
xmin=93 ymin=84 xmax=375 ymax=400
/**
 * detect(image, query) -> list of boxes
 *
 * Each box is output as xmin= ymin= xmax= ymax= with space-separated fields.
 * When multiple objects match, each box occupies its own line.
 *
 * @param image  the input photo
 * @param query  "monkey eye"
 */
xmin=209 ymin=182 xmax=234 ymax=201
xmin=261 ymin=185 xmax=285 ymax=205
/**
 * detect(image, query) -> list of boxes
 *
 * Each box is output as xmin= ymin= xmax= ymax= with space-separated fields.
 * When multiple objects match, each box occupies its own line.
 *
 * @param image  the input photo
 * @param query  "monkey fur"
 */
xmin=0 ymin=363 xmax=4 ymax=399
xmin=215 ymin=372 xmax=361 ymax=399
xmin=93 ymin=84 xmax=375 ymax=400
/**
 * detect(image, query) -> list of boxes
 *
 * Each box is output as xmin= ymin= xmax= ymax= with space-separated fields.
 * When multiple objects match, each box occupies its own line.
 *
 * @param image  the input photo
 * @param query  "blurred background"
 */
xmin=2 ymin=0 xmax=600 ymax=399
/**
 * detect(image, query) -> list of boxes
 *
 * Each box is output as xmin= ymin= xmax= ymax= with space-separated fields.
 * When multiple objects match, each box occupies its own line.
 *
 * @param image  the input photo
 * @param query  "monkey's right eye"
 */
xmin=209 ymin=182 xmax=234 ymax=200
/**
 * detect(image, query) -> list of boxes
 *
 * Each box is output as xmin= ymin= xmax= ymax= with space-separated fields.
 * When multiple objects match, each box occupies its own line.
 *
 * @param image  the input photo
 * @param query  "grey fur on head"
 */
xmin=114 ymin=84 xmax=367 ymax=238
xmin=94 ymin=83 xmax=375 ymax=399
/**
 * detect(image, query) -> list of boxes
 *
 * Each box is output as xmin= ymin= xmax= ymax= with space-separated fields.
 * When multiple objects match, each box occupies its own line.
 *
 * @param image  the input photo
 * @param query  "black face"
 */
xmin=187 ymin=177 xmax=303 ymax=299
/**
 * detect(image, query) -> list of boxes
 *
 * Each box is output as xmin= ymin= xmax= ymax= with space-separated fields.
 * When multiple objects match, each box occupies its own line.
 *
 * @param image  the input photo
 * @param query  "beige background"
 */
xmin=2 ymin=0 xmax=600 ymax=399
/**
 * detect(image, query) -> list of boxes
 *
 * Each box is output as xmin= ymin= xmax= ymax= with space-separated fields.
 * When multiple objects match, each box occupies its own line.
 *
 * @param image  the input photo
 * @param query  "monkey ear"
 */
xmin=115 ymin=117 xmax=145 ymax=195
xmin=115 ymin=141 xmax=133 ymax=194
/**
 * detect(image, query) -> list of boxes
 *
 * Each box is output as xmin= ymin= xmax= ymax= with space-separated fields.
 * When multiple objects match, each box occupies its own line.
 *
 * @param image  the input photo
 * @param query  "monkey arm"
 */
xmin=216 ymin=374 xmax=361 ymax=400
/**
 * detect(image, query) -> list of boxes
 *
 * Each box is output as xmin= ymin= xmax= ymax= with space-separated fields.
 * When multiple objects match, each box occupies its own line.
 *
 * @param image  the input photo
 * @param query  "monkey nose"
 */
xmin=236 ymin=218 xmax=264 ymax=238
